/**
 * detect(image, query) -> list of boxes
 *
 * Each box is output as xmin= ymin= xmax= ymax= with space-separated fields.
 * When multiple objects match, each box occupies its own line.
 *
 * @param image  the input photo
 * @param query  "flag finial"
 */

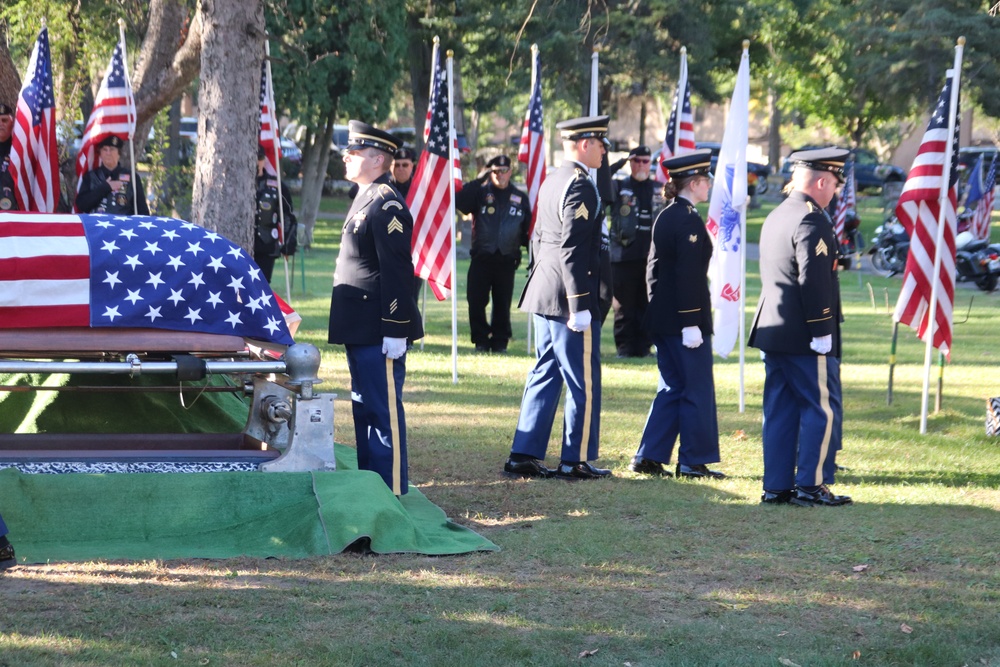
xmin=957 ymin=36 xmax=966 ymax=46
xmin=433 ymin=35 xmax=440 ymax=46
xmin=118 ymin=18 xmax=125 ymax=29
xmin=680 ymin=46 xmax=686 ymax=55
xmin=743 ymin=39 xmax=750 ymax=49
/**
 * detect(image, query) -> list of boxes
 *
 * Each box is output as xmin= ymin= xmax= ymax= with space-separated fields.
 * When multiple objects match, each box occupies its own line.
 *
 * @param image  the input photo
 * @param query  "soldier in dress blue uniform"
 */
xmin=253 ymin=146 xmax=297 ymax=283
xmin=750 ymin=147 xmax=852 ymax=507
xmin=608 ymin=145 xmax=660 ymax=358
xmin=628 ymin=150 xmax=726 ymax=480
xmin=503 ymin=115 xmax=614 ymax=481
xmin=0 ymin=103 xmax=18 ymax=212
xmin=75 ymin=134 xmax=150 ymax=215
xmin=457 ymin=154 xmax=531 ymax=353
xmin=0 ymin=512 xmax=14 ymax=571
xmin=328 ymin=121 xmax=423 ymax=496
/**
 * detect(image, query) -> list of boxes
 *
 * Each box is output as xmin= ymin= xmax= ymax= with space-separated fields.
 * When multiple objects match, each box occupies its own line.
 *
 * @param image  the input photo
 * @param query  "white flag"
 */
xmin=706 ymin=45 xmax=750 ymax=359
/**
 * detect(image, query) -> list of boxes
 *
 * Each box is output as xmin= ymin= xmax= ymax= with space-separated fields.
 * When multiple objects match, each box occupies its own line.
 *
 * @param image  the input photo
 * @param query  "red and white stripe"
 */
xmin=518 ymin=47 xmax=546 ymax=236
xmin=259 ymin=61 xmax=281 ymax=178
xmin=656 ymin=48 xmax=696 ymax=184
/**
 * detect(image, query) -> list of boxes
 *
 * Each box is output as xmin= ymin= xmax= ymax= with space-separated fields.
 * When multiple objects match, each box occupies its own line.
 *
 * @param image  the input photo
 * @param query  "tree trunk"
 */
xmin=298 ymin=117 xmax=335 ymax=249
xmin=406 ymin=13 xmax=432 ymax=152
xmin=190 ymin=0 xmax=264 ymax=253
xmin=768 ymin=86 xmax=782 ymax=172
xmin=0 ymin=22 xmax=22 ymax=109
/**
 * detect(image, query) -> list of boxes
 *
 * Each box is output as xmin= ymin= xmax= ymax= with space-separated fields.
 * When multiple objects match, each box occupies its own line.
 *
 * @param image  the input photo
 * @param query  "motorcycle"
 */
xmin=868 ymin=215 xmax=909 ymax=276
xmin=837 ymin=210 xmax=865 ymax=270
xmin=955 ymin=227 xmax=1000 ymax=293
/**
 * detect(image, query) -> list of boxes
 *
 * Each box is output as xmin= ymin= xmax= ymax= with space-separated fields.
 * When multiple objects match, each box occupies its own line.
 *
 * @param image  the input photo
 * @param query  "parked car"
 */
xmin=958 ymin=145 xmax=998 ymax=181
xmin=645 ymin=143 xmax=771 ymax=194
xmin=780 ymin=146 xmax=905 ymax=195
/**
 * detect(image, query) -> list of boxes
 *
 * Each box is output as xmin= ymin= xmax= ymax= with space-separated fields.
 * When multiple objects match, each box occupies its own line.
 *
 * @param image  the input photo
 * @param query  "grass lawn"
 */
xmin=2 ymin=192 xmax=1000 ymax=666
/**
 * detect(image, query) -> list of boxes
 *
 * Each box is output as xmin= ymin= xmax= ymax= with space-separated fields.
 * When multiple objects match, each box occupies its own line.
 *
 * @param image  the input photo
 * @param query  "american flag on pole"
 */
xmin=0 ymin=212 xmax=294 ymax=345
xmin=258 ymin=61 xmax=281 ymax=178
xmin=655 ymin=47 xmax=696 ymax=184
xmin=966 ymin=154 xmax=996 ymax=241
xmin=518 ymin=46 xmax=546 ymax=236
xmin=706 ymin=45 xmax=749 ymax=359
xmin=408 ymin=41 xmax=461 ymax=301
xmin=74 ymin=37 xmax=137 ymax=209
xmin=833 ymin=161 xmax=857 ymax=242
xmin=893 ymin=71 xmax=960 ymax=357
xmin=10 ymin=26 xmax=59 ymax=213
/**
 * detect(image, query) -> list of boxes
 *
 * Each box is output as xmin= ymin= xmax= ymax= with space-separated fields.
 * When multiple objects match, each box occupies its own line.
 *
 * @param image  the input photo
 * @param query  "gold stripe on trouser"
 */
xmin=813 ymin=356 xmax=834 ymax=487
xmin=576 ymin=326 xmax=594 ymax=461
xmin=385 ymin=357 xmax=402 ymax=496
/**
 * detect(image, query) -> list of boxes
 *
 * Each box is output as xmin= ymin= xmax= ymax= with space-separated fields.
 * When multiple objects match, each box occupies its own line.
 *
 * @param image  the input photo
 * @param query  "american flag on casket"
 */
xmin=0 ymin=212 xmax=294 ymax=346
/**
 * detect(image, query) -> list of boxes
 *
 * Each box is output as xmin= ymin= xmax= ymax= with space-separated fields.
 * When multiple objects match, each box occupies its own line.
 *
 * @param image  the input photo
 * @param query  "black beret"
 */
xmin=486 ymin=155 xmax=511 ymax=169
xmin=394 ymin=146 xmax=416 ymax=161
xmin=628 ymin=145 xmax=651 ymax=158
xmin=346 ymin=120 xmax=400 ymax=154
xmin=557 ymin=115 xmax=611 ymax=148
xmin=0 ymin=103 xmax=12 ymax=116
xmin=98 ymin=135 xmax=124 ymax=150
xmin=661 ymin=149 xmax=713 ymax=179
xmin=789 ymin=147 xmax=850 ymax=183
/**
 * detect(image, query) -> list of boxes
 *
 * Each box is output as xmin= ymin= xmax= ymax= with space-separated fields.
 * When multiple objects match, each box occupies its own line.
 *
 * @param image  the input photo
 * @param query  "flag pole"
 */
xmin=588 ymin=48 xmax=599 ymax=180
xmin=118 ymin=19 xmax=138 ymax=216
xmin=887 ymin=321 xmax=899 ymax=405
xmin=919 ymin=37 xmax=964 ymax=434
xmin=264 ymin=37 xmax=293 ymax=305
xmin=738 ymin=40 xmax=750 ymax=414
xmin=447 ymin=50 xmax=459 ymax=384
xmin=526 ymin=43 xmax=541 ymax=356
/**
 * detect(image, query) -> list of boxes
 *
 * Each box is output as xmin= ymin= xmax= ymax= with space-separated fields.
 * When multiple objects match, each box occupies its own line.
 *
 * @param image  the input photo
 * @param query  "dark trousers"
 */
xmin=511 ymin=314 xmax=602 ymax=463
xmin=253 ymin=237 xmax=278 ymax=283
xmin=612 ymin=259 xmax=650 ymax=356
xmin=345 ymin=343 xmax=410 ymax=495
xmin=0 ymin=512 xmax=6 ymax=537
xmin=635 ymin=333 xmax=720 ymax=466
xmin=467 ymin=252 xmax=517 ymax=351
xmin=761 ymin=352 xmax=843 ymax=492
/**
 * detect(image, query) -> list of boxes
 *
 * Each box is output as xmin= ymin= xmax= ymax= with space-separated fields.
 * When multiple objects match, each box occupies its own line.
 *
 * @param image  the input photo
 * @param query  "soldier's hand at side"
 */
xmin=809 ymin=335 xmax=832 ymax=355
xmin=382 ymin=337 xmax=407 ymax=360
xmin=681 ymin=326 xmax=703 ymax=349
xmin=567 ymin=310 xmax=591 ymax=333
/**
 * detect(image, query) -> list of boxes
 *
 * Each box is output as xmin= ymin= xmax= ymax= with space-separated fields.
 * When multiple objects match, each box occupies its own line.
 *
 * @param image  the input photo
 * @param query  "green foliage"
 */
xmin=142 ymin=107 xmax=194 ymax=218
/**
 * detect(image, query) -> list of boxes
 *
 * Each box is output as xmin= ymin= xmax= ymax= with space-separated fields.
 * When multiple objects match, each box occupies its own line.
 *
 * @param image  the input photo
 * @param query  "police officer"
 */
xmin=75 ymin=134 xmax=150 ymax=215
xmin=608 ymin=145 xmax=660 ymax=357
xmin=750 ymin=147 xmax=852 ymax=507
xmin=457 ymin=155 xmax=530 ymax=353
xmin=253 ymin=145 xmax=296 ymax=283
xmin=628 ymin=150 xmax=726 ymax=479
xmin=0 ymin=512 xmax=14 ymax=571
xmin=503 ymin=115 xmax=613 ymax=481
xmin=328 ymin=121 xmax=423 ymax=496
xmin=0 ymin=103 xmax=18 ymax=212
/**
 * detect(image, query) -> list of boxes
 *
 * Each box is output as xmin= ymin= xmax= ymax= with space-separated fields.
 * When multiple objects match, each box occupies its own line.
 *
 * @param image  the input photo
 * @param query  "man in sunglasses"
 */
xmin=456 ymin=154 xmax=531 ymax=353
xmin=608 ymin=145 xmax=660 ymax=358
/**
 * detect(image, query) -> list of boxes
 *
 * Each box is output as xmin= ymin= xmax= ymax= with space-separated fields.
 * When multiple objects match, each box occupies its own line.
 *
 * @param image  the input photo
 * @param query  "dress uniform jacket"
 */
xmin=1 ymin=139 xmax=20 ymax=211
xmin=76 ymin=164 xmax=150 ymax=215
xmin=519 ymin=161 xmax=612 ymax=323
xmin=328 ymin=172 xmax=423 ymax=345
xmin=749 ymin=190 xmax=842 ymax=357
xmin=643 ymin=196 xmax=714 ymax=337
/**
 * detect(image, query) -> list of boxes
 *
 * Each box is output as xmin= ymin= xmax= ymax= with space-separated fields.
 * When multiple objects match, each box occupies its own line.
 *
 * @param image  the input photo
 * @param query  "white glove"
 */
xmin=567 ymin=309 xmax=592 ymax=332
xmin=382 ymin=336 xmax=407 ymax=360
xmin=809 ymin=334 xmax=832 ymax=355
xmin=681 ymin=326 xmax=703 ymax=349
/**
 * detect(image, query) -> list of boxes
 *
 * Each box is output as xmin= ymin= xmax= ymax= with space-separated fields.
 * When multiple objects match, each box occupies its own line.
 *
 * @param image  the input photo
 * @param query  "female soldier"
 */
xmin=628 ymin=149 xmax=726 ymax=479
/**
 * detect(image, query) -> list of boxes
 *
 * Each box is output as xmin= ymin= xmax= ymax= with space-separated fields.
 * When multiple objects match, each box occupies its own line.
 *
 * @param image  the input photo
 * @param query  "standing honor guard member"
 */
xmin=328 ymin=121 xmax=423 ymax=496
xmin=253 ymin=145 xmax=297 ymax=283
xmin=456 ymin=154 xmax=531 ymax=353
xmin=608 ymin=145 xmax=659 ymax=358
xmin=0 ymin=103 xmax=19 ymax=211
xmin=628 ymin=150 xmax=726 ymax=479
xmin=0 ymin=512 xmax=14 ymax=571
xmin=75 ymin=134 xmax=150 ymax=215
xmin=503 ymin=115 xmax=614 ymax=481
xmin=750 ymin=147 xmax=852 ymax=507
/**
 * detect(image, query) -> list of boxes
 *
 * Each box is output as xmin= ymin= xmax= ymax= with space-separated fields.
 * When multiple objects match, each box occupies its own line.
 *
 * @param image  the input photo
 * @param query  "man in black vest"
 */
xmin=608 ymin=145 xmax=660 ymax=357
xmin=503 ymin=115 xmax=614 ymax=481
xmin=457 ymin=155 xmax=531 ymax=353
xmin=0 ymin=103 xmax=18 ymax=212
xmin=750 ymin=147 xmax=851 ymax=507
xmin=253 ymin=146 xmax=296 ymax=283
xmin=328 ymin=121 xmax=423 ymax=496
xmin=0 ymin=512 xmax=14 ymax=571
xmin=75 ymin=134 xmax=150 ymax=215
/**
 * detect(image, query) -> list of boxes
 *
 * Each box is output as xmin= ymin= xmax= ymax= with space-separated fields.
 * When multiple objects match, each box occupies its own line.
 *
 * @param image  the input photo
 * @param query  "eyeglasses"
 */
xmin=631 ymin=158 xmax=651 ymax=164
xmin=493 ymin=167 xmax=511 ymax=174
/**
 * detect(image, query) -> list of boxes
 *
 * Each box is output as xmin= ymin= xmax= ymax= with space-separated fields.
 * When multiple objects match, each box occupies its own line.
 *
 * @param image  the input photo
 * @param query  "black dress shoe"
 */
xmin=760 ymin=489 xmax=795 ymax=504
xmin=0 ymin=542 xmax=15 ymax=571
xmin=676 ymin=463 xmax=727 ymax=479
xmin=790 ymin=485 xmax=852 ymax=507
xmin=475 ymin=345 xmax=490 ymax=353
xmin=503 ymin=457 xmax=554 ymax=479
xmin=628 ymin=456 xmax=670 ymax=476
xmin=555 ymin=461 xmax=612 ymax=480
